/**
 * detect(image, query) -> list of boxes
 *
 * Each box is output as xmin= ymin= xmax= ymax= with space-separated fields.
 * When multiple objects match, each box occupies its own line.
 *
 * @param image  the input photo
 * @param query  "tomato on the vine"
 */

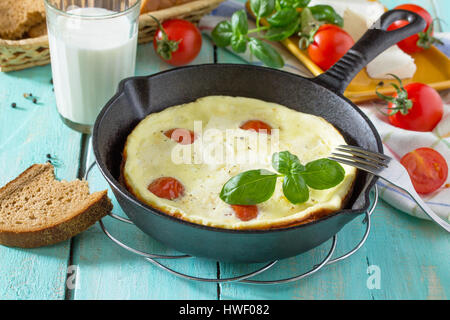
xmin=376 ymin=75 xmax=443 ymax=132
xmin=400 ymin=148 xmax=448 ymax=194
xmin=306 ymin=24 xmax=354 ymax=71
xmin=387 ymin=4 xmax=442 ymax=54
xmin=153 ymin=18 xmax=202 ymax=66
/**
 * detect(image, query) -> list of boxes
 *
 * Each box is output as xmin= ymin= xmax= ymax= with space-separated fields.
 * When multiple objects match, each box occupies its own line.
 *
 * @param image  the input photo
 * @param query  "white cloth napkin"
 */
xmin=358 ymin=94 xmax=450 ymax=222
xmin=199 ymin=0 xmax=450 ymax=222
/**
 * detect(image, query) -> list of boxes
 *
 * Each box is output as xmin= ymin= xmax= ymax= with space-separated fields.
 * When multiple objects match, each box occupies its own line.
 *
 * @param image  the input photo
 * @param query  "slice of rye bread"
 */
xmin=0 ymin=0 xmax=45 ymax=40
xmin=0 ymin=163 xmax=112 ymax=248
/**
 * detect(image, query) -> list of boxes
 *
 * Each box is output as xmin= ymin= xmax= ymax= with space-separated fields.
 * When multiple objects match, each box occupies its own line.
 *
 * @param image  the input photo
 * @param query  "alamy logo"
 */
xmin=170 ymin=120 xmax=280 ymax=165
xmin=366 ymin=265 xmax=381 ymax=290
xmin=66 ymin=265 xmax=80 ymax=290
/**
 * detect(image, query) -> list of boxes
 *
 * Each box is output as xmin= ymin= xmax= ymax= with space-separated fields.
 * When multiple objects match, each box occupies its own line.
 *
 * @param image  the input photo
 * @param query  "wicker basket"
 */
xmin=0 ymin=0 xmax=224 ymax=72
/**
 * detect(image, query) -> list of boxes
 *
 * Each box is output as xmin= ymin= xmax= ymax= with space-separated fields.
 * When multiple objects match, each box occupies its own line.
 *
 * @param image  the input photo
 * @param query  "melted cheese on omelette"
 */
xmin=123 ymin=96 xmax=356 ymax=229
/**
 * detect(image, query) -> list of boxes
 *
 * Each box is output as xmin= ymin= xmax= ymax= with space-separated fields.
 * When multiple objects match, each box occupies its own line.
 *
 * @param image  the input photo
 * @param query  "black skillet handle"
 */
xmin=313 ymin=9 xmax=426 ymax=94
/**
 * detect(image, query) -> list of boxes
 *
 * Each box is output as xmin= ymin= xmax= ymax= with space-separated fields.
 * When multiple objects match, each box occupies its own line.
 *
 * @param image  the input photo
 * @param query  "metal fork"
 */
xmin=329 ymin=145 xmax=450 ymax=233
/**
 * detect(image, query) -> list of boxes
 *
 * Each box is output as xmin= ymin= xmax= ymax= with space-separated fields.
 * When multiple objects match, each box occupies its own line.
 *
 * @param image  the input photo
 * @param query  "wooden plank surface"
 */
xmin=0 ymin=65 xmax=82 ymax=299
xmin=431 ymin=0 xmax=450 ymax=32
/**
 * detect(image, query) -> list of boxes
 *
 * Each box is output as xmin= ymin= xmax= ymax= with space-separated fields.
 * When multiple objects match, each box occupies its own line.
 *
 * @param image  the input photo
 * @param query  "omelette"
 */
xmin=122 ymin=96 xmax=356 ymax=230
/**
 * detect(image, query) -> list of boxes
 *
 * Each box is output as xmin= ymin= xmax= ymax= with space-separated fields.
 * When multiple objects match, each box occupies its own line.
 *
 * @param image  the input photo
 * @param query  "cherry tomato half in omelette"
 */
xmin=164 ymin=128 xmax=196 ymax=145
xmin=240 ymin=120 xmax=272 ymax=134
xmin=148 ymin=177 xmax=185 ymax=200
xmin=231 ymin=205 xmax=259 ymax=221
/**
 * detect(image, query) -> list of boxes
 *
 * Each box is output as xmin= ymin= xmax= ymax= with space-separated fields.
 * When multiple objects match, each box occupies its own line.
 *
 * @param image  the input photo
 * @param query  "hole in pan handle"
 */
xmin=313 ymin=9 xmax=427 ymax=94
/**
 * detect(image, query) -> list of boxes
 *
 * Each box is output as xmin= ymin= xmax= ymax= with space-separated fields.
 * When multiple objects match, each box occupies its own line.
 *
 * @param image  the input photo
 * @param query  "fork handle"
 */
xmin=389 ymin=180 xmax=450 ymax=233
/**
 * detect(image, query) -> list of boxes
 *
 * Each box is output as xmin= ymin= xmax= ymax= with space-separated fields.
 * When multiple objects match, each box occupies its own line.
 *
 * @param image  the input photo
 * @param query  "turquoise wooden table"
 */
xmin=0 ymin=0 xmax=449 ymax=300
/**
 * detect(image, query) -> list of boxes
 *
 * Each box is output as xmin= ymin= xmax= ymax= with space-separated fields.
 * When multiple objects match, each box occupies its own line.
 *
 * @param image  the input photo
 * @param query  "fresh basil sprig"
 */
xmin=211 ymin=0 xmax=343 ymax=68
xmin=250 ymin=0 xmax=275 ymax=27
xmin=220 ymin=151 xmax=345 ymax=205
xmin=279 ymin=0 xmax=310 ymax=9
xmin=266 ymin=8 xmax=299 ymax=27
xmin=248 ymin=38 xmax=285 ymax=67
xmin=212 ymin=10 xmax=284 ymax=68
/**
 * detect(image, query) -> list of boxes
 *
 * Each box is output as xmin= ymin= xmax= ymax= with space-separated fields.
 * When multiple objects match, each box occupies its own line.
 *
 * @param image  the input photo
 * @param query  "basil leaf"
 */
xmin=272 ymin=151 xmax=304 ymax=175
xmin=302 ymin=158 xmax=345 ymax=190
xmin=248 ymin=38 xmax=284 ymax=68
xmin=279 ymin=0 xmax=310 ymax=9
xmin=231 ymin=10 xmax=248 ymax=35
xmin=211 ymin=21 xmax=233 ymax=47
xmin=231 ymin=34 xmax=248 ymax=53
xmin=266 ymin=8 xmax=298 ymax=27
xmin=309 ymin=5 xmax=343 ymax=27
xmin=283 ymin=174 xmax=309 ymax=204
xmin=220 ymin=169 xmax=278 ymax=205
xmin=250 ymin=0 xmax=275 ymax=18
xmin=291 ymin=161 xmax=306 ymax=174
xmin=265 ymin=18 xmax=299 ymax=41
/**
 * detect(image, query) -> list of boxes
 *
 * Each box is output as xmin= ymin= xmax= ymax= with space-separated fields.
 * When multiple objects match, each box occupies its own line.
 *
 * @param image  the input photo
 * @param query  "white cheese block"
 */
xmin=343 ymin=8 xmax=378 ymax=41
xmin=366 ymin=45 xmax=417 ymax=79
xmin=309 ymin=0 xmax=385 ymax=41
xmin=309 ymin=0 xmax=387 ymax=41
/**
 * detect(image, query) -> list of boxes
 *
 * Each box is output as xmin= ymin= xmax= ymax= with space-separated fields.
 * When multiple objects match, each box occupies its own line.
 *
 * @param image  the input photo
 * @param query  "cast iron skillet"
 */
xmin=93 ymin=10 xmax=425 ymax=263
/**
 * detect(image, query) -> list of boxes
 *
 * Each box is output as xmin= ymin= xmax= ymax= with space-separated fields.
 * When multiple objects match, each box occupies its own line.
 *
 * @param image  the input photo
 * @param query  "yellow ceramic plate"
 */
xmin=245 ymin=1 xmax=450 ymax=103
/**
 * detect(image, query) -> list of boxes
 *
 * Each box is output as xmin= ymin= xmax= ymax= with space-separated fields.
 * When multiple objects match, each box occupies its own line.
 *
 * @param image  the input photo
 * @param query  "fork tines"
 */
xmin=328 ymin=145 xmax=391 ymax=173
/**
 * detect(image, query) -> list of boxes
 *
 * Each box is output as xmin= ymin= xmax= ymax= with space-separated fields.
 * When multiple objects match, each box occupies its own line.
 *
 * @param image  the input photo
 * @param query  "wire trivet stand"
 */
xmin=87 ymin=162 xmax=378 ymax=285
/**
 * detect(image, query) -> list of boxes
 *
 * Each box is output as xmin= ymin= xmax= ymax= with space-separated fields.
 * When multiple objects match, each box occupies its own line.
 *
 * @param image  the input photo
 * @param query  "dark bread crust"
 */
xmin=0 ymin=164 xmax=113 ymax=248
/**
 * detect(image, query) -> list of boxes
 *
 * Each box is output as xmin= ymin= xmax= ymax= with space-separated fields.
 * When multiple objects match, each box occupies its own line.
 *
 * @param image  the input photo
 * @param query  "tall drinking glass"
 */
xmin=45 ymin=0 xmax=140 ymax=134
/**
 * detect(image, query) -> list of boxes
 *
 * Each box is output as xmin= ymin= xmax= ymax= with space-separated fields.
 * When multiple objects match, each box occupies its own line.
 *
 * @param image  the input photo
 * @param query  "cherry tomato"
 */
xmin=164 ymin=128 xmax=196 ymax=145
xmin=400 ymin=148 xmax=448 ymax=194
xmin=240 ymin=120 xmax=272 ymax=134
xmin=387 ymin=4 xmax=434 ymax=54
xmin=148 ymin=177 xmax=185 ymax=200
xmin=387 ymin=83 xmax=443 ymax=132
xmin=231 ymin=205 xmax=259 ymax=221
xmin=153 ymin=19 xmax=202 ymax=66
xmin=307 ymin=24 xmax=354 ymax=71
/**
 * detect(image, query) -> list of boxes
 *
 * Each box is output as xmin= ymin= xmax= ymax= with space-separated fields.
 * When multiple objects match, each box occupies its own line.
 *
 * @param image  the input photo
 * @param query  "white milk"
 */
xmin=48 ymin=7 xmax=137 ymax=125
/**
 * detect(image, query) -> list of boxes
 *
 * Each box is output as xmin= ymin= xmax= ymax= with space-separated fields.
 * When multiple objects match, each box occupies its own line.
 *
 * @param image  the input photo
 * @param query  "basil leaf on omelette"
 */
xmin=302 ymin=158 xmax=345 ymax=190
xmin=220 ymin=169 xmax=278 ymax=205
xmin=283 ymin=173 xmax=309 ymax=204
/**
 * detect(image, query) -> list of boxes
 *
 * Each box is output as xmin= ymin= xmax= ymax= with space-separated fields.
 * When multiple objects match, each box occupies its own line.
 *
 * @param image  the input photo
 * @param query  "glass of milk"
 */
xmin=45 ymin=0 xmax=140 ymax=134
